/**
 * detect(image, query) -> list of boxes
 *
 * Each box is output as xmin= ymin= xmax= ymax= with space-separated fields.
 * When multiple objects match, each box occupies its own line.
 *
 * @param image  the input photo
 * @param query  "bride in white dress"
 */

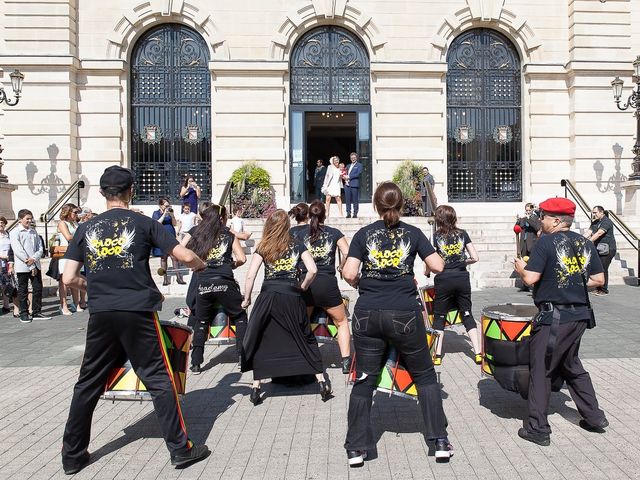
xmin=321 ymin=156 xmax=343 ymax=218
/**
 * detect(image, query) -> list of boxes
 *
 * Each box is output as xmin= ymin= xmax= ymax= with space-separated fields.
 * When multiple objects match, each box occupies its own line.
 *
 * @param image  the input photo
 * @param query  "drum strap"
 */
xmin=545 ymin=307 xmax=561 ymax=370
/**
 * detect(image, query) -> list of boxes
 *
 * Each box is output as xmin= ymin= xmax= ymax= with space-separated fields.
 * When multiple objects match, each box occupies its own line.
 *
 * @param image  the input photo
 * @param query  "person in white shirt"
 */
xmin=178 ymin=203 xmax=198 ymax=239
xmin=229 ymin=206 xmax=252 ymax=241
xmin=9 ymin=209 xmax=50 ymax=323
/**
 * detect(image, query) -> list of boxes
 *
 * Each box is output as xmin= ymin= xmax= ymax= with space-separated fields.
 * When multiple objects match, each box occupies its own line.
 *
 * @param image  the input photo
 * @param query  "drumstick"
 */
xmin=157 ymin=267 xmax=192 ymax=276
xmin=513 ymin=225 xmax=522 ymax=258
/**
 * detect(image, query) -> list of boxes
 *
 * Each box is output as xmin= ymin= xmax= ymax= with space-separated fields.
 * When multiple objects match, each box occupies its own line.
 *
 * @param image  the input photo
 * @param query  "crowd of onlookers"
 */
xmin=0 ymin=173 xmax=242 ymax=322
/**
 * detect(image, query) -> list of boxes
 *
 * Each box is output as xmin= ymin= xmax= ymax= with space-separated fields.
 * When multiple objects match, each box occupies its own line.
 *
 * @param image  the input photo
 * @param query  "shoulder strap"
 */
xmin=559 ymin=233 xmax=591 ymax=309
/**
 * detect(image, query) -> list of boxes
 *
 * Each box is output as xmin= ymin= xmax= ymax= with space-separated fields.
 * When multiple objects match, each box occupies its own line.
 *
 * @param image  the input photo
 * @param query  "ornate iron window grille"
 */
xmin=446 ymin=28 xmax=522 ymax=202
xmin=291 ymin=26 xmax=370 ymax=105
xmin=130 ymin=24 xmax=212 ymax=204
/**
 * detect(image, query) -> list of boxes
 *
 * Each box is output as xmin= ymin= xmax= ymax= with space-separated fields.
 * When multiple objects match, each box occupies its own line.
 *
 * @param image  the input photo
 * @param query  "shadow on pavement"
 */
xmin=89 ymin=372 xmax=246 ymax=461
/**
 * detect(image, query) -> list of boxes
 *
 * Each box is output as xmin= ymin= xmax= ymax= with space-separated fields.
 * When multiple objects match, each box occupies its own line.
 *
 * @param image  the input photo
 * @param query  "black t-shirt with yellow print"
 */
xmin=348 ymin=220 xmax=436 ymax=311
xmin=200 ymin=227 xmax=235 ymax=280
xmin=525 ymin=230 xmax=603 ymax=323
xmin=291 ymin=225 xmax=344 ymax=275
xmin=263 ymin=241 xmax=307 ymax=283
xmin=434 ymin=229 xmax=472 ymax=271
xmin=64 ymin=208 xmax=178 ymax=314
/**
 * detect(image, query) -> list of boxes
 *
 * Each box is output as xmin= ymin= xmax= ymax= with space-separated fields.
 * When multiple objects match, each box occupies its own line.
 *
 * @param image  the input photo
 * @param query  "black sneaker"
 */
xmin=341 ymin=356 xmax=352 ymax=374
xmin=171 ymin=444 xmax=210 ymax=469
xmin=319 ymin=381 xmax=333 ymax=401
xmin=62 ymin=451 xmax=90 ymax=475
xmin=346 ymin=214 xmax=351 ymax=218
xmin=518 ymin=427 xmax=550 ymax=446
xmin=32 ymin=313 xmax=51 ymax=320
xmin=353 ymin=214 xmax=357 ymax=218
xmin=435 ymin=438 xmax=453 ymax=462
xmin=579 ymin=418 xmax=609 ymax=433
xmin=190 ymin=364 xmax=201 ymax=375
xmin=19 ymin=314 xmax=32 ymax=324
xmin=347 ymin=450 xmax=367 ymax=467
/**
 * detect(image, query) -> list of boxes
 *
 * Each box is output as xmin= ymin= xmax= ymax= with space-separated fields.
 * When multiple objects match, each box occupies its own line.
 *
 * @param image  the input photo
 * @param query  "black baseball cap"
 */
xmin=100 ymin=166 xmax=134 ymax=192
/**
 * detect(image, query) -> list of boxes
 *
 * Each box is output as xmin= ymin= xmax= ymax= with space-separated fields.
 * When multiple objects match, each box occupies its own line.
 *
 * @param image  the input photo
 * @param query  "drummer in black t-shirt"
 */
xmin=342 ymin=182 xmax=452 ymax=467
xmin=291 ymin=200 xmax=351 ymax=373
xmin=186 ymin=205 xmax=247 ymax=373
xmin=584 ymin=205 xmax=616 ymax=296
xmin=431 ymin=205 xmax=482 ymax=365
xmin=60 ymin=166 xmax=210 ymax=474
xmin=514 ymin=197 xmax=608 ymax=446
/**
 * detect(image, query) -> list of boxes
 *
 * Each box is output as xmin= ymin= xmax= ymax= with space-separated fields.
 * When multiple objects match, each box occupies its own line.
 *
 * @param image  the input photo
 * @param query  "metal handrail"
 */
xmin=218 ymin=181 xmax=233 ymax=215
xmin=40 ymin=180 xmax=85 ymax=247
xmin=560 ymin=179 xmax=591 ymax=220
xmin=561 ymin=178 xmax=639 ymax=283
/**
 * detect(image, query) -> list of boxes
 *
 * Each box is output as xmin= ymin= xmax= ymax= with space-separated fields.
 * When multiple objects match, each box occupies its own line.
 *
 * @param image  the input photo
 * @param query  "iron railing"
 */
xmin=218 ymin=181 xmax=233 ymax=215
xmin=561 ymin=179 xmax=639 ymax=284
xmin=39 ymin=180 xmax=85 ymax=244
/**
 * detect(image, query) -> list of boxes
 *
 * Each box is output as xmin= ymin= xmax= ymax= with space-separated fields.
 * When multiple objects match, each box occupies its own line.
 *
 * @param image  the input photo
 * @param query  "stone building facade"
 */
xmin=1 ymin=0 xmax=639 ymax=219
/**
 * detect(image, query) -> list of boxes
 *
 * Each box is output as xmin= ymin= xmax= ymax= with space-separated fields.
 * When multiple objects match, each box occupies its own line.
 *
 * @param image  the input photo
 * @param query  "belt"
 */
xmin=538 ymin=302 xmax=586 ymax=313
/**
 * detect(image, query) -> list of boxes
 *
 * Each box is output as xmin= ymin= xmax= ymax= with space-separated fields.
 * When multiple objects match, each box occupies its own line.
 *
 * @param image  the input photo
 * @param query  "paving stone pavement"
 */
xmin=0 ymin=286 xmax=639 ymax=479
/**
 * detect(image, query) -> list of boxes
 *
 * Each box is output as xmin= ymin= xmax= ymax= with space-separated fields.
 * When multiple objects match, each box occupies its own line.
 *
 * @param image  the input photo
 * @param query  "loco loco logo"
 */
xmin=206 ymin=240 xmax=229 ymax=263
xmin=437 ymin=236 xmax=464 ymax=258
xmin=364 ymin=228 xmax=411 ymax=273
xmin=272 ymin=254 xmax=298 ymax=272
xmin=554 ymin=238 xmax=591 ymax=286
xmin=85 ymin=219 xmax=135 ymax=271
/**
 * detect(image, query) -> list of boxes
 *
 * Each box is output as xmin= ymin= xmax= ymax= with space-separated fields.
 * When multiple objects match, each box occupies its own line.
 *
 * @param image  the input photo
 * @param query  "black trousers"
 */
xmin=345 ymin=186 xmax=359 ymax=215
xmin=345 ymin=309 xmax=448 ymax=451
xmin=17 ymin=269 xmax=43 ymax=316
xmin=599 ymin=249 xmax=616 ymax=292
xmin=526 ymin=320 xmax=605 ymax=434
xmin=433 ymin=271 xmax=476 ymax=331
xmin=62 ymin=311 xmax=192 ymax=465
xmin=192 ymin=278 xmax=247 ymax=365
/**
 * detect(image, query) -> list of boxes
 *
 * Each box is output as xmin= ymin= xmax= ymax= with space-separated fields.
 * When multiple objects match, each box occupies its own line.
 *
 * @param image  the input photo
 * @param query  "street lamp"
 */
xmin=0 ymin=69 xmax=24 ymax=106
xmin=611 ymin=55 xmax=640 ymax=180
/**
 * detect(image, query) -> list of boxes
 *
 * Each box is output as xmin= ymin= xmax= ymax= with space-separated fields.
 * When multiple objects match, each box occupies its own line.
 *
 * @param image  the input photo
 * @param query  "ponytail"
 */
xmin=288 ymin=203 xmax=309 ymax=224
xmin=373 ymin=182 xmax=403 ymax=229
xmin=308 ymin=200 xmax=326 ymax=243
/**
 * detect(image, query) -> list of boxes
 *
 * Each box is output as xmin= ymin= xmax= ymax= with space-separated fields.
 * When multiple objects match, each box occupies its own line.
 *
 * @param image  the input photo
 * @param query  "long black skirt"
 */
xmin=241 ymin=283 xmax=323 ymax=380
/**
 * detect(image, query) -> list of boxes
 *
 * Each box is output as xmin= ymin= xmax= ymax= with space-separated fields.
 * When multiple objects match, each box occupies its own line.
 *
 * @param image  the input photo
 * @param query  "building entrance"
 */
xmin=305 ymin=112 xmax=356 ymax=201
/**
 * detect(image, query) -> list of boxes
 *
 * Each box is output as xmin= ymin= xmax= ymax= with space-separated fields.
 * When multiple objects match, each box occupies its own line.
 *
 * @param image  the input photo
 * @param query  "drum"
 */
xmin=419 ymin=285 xmax=462 ymax=328
xmin=310 ymin=295 xmax=350 ymax=341
xmin=206 ymin=305 xmax=236 ymax=345
xmin=481 ymin=304 xmax=537 ymax=399
xmin=102 ymin=320 xmax=192 ymax=401
xmin=349 ymin=327 xmax=439 ymax=400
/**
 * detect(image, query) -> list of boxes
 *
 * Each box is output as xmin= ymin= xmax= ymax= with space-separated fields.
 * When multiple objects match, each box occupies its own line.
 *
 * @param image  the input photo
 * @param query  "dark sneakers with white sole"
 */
xmin=347 ymin=450 xmax=368 ymax=467
xmin=435 ymin=438 xmax=453 ymax=462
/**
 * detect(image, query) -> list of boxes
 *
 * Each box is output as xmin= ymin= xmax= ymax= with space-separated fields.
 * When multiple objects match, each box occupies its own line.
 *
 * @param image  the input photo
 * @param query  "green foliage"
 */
xmin=228 ymin=161 xmax=275 ymax=218
xmin=230 ymin=161 xmax=271 ymax=193
xmin=391 ymin=160 xmax=424 ymax=216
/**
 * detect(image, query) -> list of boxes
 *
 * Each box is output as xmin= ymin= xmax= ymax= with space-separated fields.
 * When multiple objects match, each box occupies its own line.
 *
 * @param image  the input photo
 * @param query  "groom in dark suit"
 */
xmin=344 ymin=152 xmax=363 ymax=218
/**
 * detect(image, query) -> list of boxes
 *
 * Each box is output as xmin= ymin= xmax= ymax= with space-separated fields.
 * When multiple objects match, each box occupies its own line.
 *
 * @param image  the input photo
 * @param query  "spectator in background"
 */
xmin=229 ymin=206 xmax=252 ymax=241
xmin=344 ymin=152 xmax=363 ymax=219
xmin=322 ymin=156 xmax=344 ymax=218
xmin=10 ymin=209 xmax=50 ymax=323
xmin=515 ymin=203 xmax=541 ymax=258
xmin=152 ymin=197 xmax=185 ymax=286
xmin=313 ymin=160 xmax=327 ymax=201
xmin=178 ymin=203 xmax=198 ymax=239
xmin=419 ymin=166 xmax=436 ymax=216
xmin=57 ymin=204 xmax=83 ymax=315
xmin=180 ymin=174 xmax=201 ymax=214
xmin=584 ymin=206 xmax=616 ymax=296
xmin=0 ymin=216 xmax=14 ymax=314
xmin=78 ymin=207 xmax=94 ymax=223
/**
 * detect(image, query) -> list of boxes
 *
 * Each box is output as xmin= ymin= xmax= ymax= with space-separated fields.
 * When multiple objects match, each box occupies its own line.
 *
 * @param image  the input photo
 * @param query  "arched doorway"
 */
xmin=289 ymin=26 xmax=372 ymax=203
xmin=130 ymin=24 xmax=211 ymax=203
xmin=446 ymin=28 xmax=522 ymax=202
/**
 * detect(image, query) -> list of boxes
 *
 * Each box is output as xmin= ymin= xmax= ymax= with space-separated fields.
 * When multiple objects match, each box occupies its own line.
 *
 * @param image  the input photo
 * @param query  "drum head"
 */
xmin=159 ymin=319 xmax=194 ymax=334
xmin=482 ymin=304 xmax=538 ymax=320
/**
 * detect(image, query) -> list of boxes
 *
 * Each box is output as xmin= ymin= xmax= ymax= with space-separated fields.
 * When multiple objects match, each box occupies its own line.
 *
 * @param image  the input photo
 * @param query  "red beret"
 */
xmin=539 ymin=197 xmax=576 ymax=216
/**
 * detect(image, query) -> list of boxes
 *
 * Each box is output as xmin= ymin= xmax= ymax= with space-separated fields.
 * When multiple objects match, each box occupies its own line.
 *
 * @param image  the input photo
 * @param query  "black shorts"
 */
xmin=302 ymin=273 xmax=343 ymax=308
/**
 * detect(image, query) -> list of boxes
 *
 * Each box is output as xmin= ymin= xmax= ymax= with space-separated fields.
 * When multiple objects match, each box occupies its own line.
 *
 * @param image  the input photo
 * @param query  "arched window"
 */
xmin=446 ymin=28 xmax=522 ymax=202
xmin=291 ymin=26 xmax=369 ymax=105
xmin=130 ymin=24 xmax=211 ymax=203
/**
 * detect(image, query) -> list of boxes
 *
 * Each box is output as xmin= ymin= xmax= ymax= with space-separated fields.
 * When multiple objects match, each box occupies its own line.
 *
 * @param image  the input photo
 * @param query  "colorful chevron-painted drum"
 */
xmin=481 ymin=304 xmax=538 ymax=398
xmin=102 ymin=320 xmax=192 ymax=401
xmin=206 ymin=306 xmax=236 ymax=345
xmin=419 ymin=285 xmax=462 ymax=328
xmin=349 ymin=327 xmax=439 ymax=400
xmin=310 ymin=295 xmax=350 ymax=341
